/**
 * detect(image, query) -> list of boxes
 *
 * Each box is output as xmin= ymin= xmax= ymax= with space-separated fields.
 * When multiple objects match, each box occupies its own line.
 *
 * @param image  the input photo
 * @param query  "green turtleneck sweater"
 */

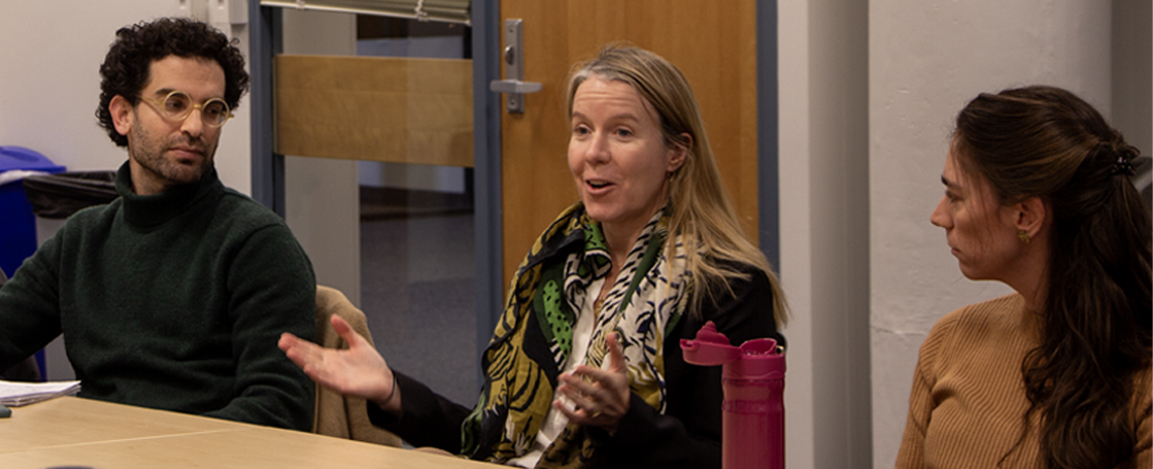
xmin=0 ymin=162 xmax=316 ymax=430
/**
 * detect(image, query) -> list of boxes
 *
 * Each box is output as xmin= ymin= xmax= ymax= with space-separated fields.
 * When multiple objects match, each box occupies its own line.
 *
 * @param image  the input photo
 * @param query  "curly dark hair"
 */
xmin=96 ymin=17 xmax=249 ymax=147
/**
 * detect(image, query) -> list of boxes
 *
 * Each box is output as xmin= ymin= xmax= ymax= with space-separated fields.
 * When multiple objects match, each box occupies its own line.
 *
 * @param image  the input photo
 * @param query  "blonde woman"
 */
xmin=281 ymin=45 xmax=787 ymax=469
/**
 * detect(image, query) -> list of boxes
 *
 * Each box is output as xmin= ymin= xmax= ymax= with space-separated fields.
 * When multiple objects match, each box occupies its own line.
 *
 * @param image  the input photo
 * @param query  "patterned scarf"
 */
xmin=460 ymin=203 xmax=689 ymax=468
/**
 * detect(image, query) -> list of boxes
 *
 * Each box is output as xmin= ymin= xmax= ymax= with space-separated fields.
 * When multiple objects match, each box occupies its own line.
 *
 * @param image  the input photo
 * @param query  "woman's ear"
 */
xmin=667 ymin=132 xmax=691 ymax=173
xmin=1013 ymin=196 xmax=1048 ymax=238
xmin=109 ymin=95 xmax=135 ymax=137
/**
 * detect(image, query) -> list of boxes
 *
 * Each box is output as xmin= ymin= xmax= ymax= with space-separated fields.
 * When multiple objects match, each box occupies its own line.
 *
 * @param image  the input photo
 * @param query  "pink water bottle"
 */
xmin=680 ymin=321 xmax=786 ymax=469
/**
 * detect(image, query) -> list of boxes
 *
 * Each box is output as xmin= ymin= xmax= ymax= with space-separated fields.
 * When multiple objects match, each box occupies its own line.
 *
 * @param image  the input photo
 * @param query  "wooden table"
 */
xmin=0 ymin=396 xmax=495 ymax=468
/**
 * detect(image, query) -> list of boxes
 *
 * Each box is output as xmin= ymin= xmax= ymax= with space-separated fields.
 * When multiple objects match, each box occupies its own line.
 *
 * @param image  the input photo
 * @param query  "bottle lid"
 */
xmin=680 ymin=321 xmax=741 ymax=366
xmin=680 ymin=321 xmax=786 ymax=377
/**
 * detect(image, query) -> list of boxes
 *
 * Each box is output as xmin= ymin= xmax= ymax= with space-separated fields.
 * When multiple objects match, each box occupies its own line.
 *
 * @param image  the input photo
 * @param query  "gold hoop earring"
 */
xmin=1017 ymin=229 xmax=1031 ymax=244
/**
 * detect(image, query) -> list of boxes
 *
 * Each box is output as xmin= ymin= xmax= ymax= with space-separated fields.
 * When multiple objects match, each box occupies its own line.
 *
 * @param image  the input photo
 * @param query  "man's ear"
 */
xmin=109 ymin=95 xmax=134 ymax=137
xmin=667 ymin=132 xmax=691 ymax=173
xmin=1013 ymin=195 xmax=1048 ymax=238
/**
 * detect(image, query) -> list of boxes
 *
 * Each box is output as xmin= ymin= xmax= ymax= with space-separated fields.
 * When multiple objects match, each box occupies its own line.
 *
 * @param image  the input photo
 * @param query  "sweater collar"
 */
xmin=115 ymin=161 xmax=223 ymax=227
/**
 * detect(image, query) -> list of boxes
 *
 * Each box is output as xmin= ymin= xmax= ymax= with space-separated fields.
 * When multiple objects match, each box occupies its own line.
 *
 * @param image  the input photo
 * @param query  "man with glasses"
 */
xmin=0 ymin=18 xmax=316 ymax=431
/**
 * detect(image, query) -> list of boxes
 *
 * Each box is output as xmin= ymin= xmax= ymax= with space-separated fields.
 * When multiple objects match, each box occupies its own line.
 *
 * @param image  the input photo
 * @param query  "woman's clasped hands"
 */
xmin=553 ymin=333 xmax=632 ymax=433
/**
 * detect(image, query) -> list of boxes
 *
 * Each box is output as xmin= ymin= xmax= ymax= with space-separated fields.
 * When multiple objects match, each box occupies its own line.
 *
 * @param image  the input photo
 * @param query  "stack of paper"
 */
xmin=0 ymin=379 xmax=81 ymax=406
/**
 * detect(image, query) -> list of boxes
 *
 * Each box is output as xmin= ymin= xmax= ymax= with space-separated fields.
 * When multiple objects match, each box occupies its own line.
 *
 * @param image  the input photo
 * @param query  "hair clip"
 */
xmin=1111 ymin=155 xmax=1136 ymax=176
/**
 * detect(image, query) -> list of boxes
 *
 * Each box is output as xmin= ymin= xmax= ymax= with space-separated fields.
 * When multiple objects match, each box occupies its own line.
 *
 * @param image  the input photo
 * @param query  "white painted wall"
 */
xmin=868 ymin=1 xmax=1113 ymax=468
xmin=0 ymin=0 xmax=252 ymax=194
xmin=777 ymin=1 xmax=817 ymax=459
xmin=778 ymin=0 xmax=872 ymax=467
xmin=1112 ymin=0 xmax=1152 ymax=153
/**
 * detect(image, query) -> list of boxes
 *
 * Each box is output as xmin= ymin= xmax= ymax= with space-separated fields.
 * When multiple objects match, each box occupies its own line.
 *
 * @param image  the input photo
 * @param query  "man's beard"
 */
xmin=128 ymin=121 xmax=215 ymax=189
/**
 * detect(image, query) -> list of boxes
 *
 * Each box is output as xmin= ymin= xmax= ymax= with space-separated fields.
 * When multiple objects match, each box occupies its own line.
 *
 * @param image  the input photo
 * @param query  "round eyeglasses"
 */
xmin=140 ymin=91 xmax=233 ymax=127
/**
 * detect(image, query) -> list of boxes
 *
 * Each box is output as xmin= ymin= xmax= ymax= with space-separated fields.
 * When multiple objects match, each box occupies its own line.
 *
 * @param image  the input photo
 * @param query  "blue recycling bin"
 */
xmin=0 ymin=146 xmax=65 ymax=279
xmin=0 ymin=146 xmax=64 ymax=381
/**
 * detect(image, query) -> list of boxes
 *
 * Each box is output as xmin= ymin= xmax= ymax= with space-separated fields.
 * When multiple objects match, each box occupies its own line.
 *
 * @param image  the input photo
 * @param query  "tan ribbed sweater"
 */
xmin=895 ymin=293 xmax=1152 ymax=468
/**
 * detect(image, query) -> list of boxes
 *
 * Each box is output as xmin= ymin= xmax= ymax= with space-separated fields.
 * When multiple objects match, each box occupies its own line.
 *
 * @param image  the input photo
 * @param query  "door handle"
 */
xmin=490 ymin=78 xmax=542 ymax=95
xmin=489 ymin=19 xmax=541 ymax=114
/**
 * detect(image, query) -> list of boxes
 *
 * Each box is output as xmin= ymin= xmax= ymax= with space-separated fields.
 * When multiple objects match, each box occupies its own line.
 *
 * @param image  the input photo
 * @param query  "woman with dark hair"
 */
xmin=280 ymin=45 xmax=786 ymax=468
xmin=896 ymin=85 xmax=1151 ymax=468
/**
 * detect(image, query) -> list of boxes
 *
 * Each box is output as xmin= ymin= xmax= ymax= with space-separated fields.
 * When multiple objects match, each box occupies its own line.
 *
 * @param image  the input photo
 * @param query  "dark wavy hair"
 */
xmin=953 ymin=85 xmax=1152 ymax=469
xmin=96 ymin=17 xmax=249 ymax=147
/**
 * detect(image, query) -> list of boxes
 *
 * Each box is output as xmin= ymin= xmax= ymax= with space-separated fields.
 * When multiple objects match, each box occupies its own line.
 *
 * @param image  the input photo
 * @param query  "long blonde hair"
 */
xmin=566 ymin=45 xmax=788 ymax=326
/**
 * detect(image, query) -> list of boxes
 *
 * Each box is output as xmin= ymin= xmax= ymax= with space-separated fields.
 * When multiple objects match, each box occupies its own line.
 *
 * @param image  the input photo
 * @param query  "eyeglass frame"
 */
xmin=138 ymin=90 xmax=233 ymax=128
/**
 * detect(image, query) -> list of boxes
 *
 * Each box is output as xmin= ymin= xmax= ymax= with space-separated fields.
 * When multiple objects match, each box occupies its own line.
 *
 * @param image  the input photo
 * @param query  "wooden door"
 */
xmin=497 ymin=0 xmax=761 ymax=286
